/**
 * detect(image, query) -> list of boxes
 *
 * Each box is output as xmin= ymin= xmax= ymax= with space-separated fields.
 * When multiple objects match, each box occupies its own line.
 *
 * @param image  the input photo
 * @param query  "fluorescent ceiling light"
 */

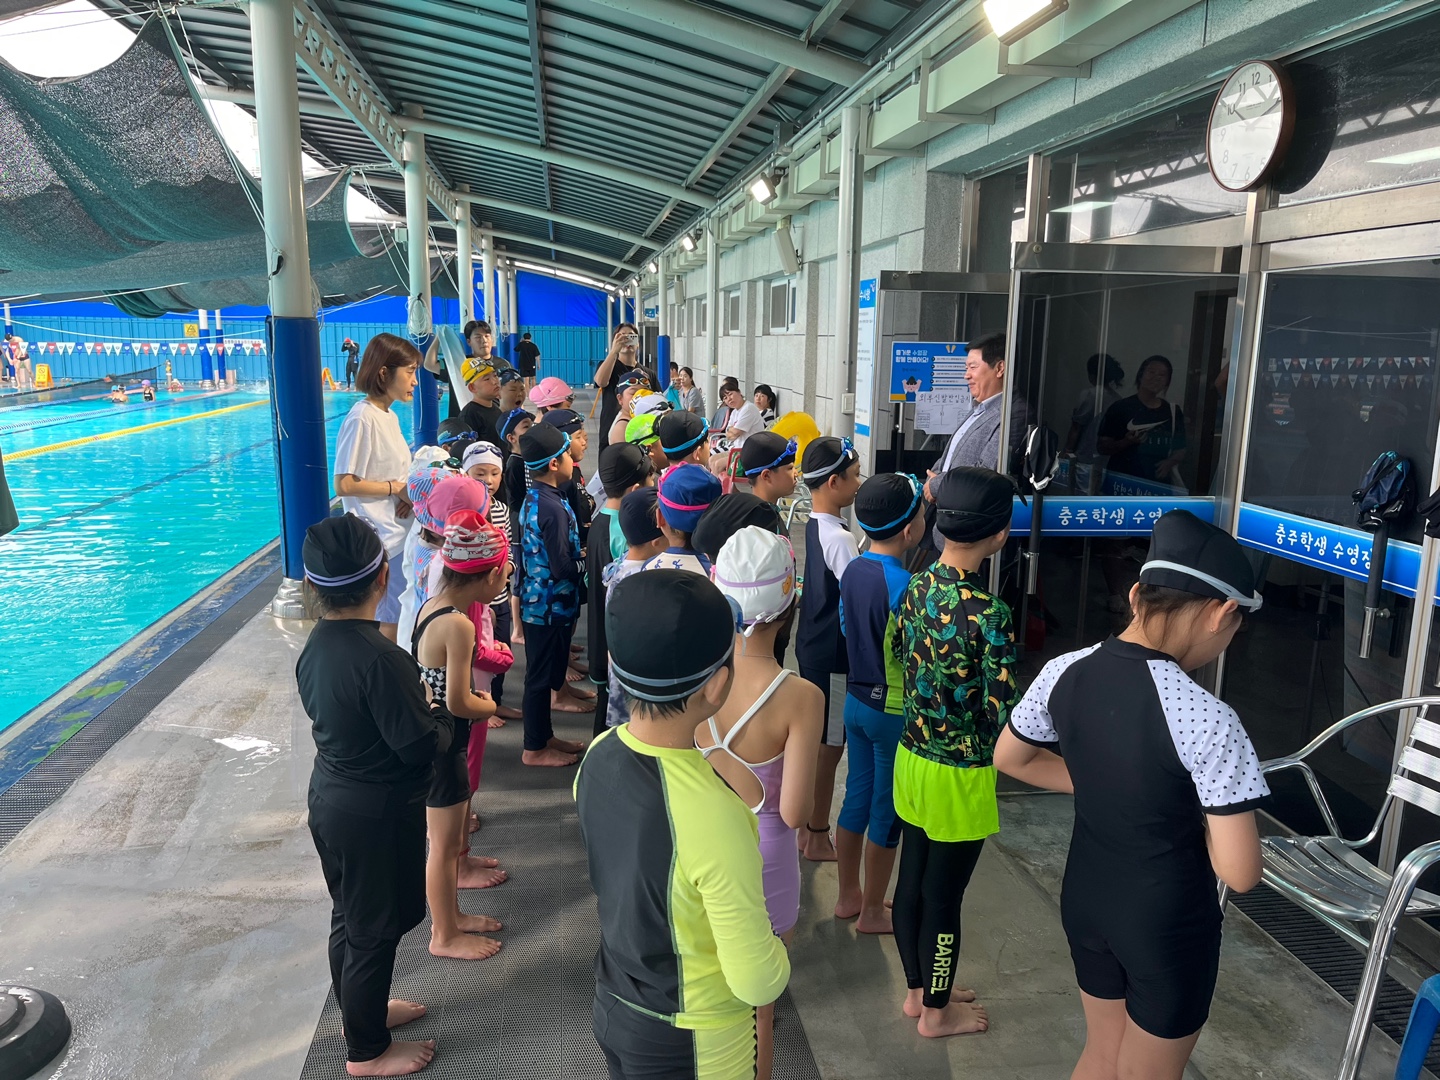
xmin=1049 ymin=199 xmax=1116 ymax=215
xmin=1369 ymin=146 xmax=1440 ymax=166
xmin=982 ymin=0 xmax=1067 ymax=46
xmin=680 ymin=234 xmax=696 ymax=252
xmin=750 ymin=172 xmax=779 ymax=205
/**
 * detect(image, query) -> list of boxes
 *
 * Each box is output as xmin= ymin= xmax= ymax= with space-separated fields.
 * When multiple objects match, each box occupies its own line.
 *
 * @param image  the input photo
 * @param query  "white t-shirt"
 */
xmin=334 ymin=400 xmax=413 ymax=557
xmin=720 ymin=402 xmax=765 ymax=448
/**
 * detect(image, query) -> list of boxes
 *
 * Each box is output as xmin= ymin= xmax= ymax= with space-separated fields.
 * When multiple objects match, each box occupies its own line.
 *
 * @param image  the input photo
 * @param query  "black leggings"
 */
xmin=521 ymin=619 xmax=573 ymax=751
xmin=891 ymin=822 xmax=984 ymax=1010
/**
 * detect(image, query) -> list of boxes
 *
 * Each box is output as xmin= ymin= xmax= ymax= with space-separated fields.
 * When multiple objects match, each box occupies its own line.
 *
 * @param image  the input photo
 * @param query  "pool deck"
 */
xmin=0 ymin=595 xmax=1416 ymax=1080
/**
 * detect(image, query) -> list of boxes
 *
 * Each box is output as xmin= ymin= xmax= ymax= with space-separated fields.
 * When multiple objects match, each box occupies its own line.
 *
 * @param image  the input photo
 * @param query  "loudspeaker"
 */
xmin=775 ymin=221 xmax=800 ymax=276
xmin=672 ymin=277 xmax=686 ymax=304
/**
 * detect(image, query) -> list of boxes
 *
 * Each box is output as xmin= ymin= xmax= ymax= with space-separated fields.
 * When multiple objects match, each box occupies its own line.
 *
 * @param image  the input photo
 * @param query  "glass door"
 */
xmin=1003 ymin=242 xmax=1241 ymax=670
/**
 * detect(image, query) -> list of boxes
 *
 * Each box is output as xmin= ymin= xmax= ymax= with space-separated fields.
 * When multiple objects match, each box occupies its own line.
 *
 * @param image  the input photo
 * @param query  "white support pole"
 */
xmin=607 ymin=292 xmax=614 ymax=342
xmin=403 ymin=105 xmax=438 ymax=446
xmin=657 ymin=256 xmax=669 ymax=341
xmin=705 ymin=221 xmax=719 ymax=411
xmin=456 ymin=192 xmax=474 ymax=328
xmin=507 ymin=262 xmax=519 ymax=340
xmin=481 ymin=232 xmax=497 ymax=331
xmin=198 ymin=308 xmax=213 ymax=387
xmin=831 ymin=104 xmax=862 ymax=441
xmin=249 ymin=0 xmax=326 ymax=613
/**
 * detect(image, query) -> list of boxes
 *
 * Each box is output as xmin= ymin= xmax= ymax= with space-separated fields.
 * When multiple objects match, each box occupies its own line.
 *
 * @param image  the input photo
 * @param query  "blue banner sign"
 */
xmin=1235 ymin=503 xmax=1421 ymax=598
xmin=1009 ymin=496 xmax=1214 ymax=537
xmin=1056 ymin=460 xmax=1190 ymax=499
xmin=889 ymin=341 xmax=967 ymax=401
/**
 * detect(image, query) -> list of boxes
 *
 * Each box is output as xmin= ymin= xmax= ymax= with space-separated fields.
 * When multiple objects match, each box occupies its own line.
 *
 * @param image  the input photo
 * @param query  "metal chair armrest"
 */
xmin=1258 ymin=759 xmax=1348 ymax=840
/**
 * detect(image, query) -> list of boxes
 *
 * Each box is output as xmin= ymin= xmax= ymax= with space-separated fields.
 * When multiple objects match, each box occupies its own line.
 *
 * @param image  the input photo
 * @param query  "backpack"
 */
xmin=1352 ymin=451 xmax=1414 ymax=531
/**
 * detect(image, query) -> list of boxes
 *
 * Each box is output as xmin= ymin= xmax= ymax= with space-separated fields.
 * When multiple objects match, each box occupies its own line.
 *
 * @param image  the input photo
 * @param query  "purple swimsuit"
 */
xmin=698 ymin=670 xmax=801 ymax=936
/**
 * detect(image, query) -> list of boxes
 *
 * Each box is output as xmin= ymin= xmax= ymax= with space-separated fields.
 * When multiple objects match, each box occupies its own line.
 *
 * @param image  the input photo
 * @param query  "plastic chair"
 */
xmin=1226 ymin=697 xmax=1440 ymax=1080
xmin=1396 ymin=975 xmax=1440 ymax=1080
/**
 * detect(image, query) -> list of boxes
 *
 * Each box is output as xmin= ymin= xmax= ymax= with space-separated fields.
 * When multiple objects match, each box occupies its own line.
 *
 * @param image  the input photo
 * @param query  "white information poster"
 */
xmin=914 ymin=389 xmax=971 ymax=435
xmin=853 ymin=278 xmax=877 ymax=449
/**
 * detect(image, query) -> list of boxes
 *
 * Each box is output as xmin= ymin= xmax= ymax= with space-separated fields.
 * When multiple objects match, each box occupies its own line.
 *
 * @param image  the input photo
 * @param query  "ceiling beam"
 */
xmin=579 ymin=0 xmax=868 ymax=85
xmin=802 ymin=0 xmax=861 ymax=43
xmin=358 ymin=174 xmax=655 ymax=249
xmin=614 ymin=197 xmax=679 ymax=274
xmin=685 ymin=63 xmax=794 ymax=188
xmin=524 ymin=0 xmax=558 ymax=262
xmin=379 ymin=215 xmax=642 ymax=273
xmin=194 ymin=80 xmax=715 ymax=209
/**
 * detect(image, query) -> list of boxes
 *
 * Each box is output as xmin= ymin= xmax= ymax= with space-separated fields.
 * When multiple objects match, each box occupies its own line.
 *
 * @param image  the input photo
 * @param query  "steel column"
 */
xmin=657 ymin=253 xmax=671 ymax=389
xmin=831 ymin=105 xmax=862 ymax=441
xmin=506 ymin=263 xmax=520 ymax=360
xmin=456 ymin=191 xmax=474 ymax=328
xmin=214 ymin=310 xmax=226 ymax=383
xmin=250 ymin=0 xmax=327 ymax=614
xmin=403 ymin=107 xmax=438 ymax=448
xmin=482 ymin=231 xmax=497 ymax=330
xmin=705 ymin=226 xmax=720 ymax=412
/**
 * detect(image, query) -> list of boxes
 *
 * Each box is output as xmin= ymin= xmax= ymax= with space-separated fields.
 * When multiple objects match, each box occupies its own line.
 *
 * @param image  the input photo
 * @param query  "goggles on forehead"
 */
xmin=858 ymin=474 xmax=923 ymax=535
xmin=743 ymin=437 xmax=799 ymax=478
xmin=438 ymin=429 xmax=478 ymax=446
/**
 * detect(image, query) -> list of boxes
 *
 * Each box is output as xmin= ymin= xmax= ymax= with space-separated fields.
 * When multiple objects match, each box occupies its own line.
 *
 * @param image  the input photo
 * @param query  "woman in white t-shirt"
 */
xmin=333 ymin=333 xmax=420 ymax=638
xmin=709 ymin=377 xmax=766 ymax=477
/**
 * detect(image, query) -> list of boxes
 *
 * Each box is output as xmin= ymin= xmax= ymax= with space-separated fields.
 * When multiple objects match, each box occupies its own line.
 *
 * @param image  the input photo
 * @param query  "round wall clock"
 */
xmin=1206 ymin=60 xmax=1296 ymax=193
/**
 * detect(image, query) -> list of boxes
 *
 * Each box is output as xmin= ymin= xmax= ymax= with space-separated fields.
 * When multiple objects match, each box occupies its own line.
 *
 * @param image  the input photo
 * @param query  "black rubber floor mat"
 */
xmin=297 ymin=700 xmax=822 ymax=1079
xmin=1232 ymin=884 xmax=1439 ymax=1074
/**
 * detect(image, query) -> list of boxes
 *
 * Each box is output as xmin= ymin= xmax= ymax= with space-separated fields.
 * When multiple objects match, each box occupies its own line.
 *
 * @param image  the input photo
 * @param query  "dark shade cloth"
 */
xmin=738 ymin=431 xmax=794 ymax=476
xmin=855 ymin=473 xmax=923 ymax=541
xmin=800 ymin=435 xmax=858 ymax=485
xmin=520 ymin=422 xmax=570 ymax=469
xmin=1139 ymin=509 xmax=1260 ymax=607
xmin=656 ymin=411 xmax=708 ymax=457
xmin=933 ymin=466 xmax=1016 ymax=543
xmin=599 ymin=442 xmax=652 ymax=496
xmin=303 ymin=512 xmax=385 ymax=592
xmin=620 ymin=487 xmax=664 ymax=546
xmin=606 ymin=570 xmax=734 ymax=702
xmin=691 ymin=492 xmax=782 ymax=562
xmin=541 ymin=408 xmax=586 ymax=435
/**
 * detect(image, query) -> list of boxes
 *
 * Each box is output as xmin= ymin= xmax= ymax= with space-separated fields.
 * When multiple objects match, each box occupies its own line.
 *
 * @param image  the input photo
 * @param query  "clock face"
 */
xmin=1207 ymin=61 xmax=1295 ymax=193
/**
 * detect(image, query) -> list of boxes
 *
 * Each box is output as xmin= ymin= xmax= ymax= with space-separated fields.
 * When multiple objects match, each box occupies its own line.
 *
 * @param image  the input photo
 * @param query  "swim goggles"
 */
xmin=660 ymin=416 xmax=709 ymax=456
xmin=1139 ymin=560 xmax=1264 ymax=612
xmin=801 ymin=437 xmax=858 ymax=484
xmin=610 ymin=640 xmax=737 ymax=703
xmin=523 ymin=430 xmax=572 ymax=469
xmin=743 ymin=436 xmax=798 ymax=478
xmin=306 ymin=547 xmax=385 ymax=588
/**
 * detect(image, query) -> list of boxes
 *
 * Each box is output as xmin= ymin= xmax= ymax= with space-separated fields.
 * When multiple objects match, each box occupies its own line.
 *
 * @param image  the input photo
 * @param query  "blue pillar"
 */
xmin=268 ymin=316 xmax=329 ymax=580
xmin=412 ymin=333 xmax=439 ymax=448
xmin=657 ymin=335 xmax=672 ymax=390
xmin=198 ymin=311 xmax=214 ymax=386
xmin=214 ymin=310 xmax=227 ymax=383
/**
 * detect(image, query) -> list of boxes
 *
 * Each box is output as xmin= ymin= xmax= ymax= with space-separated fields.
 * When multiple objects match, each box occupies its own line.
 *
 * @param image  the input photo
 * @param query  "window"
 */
xmin=696 ymin=297 xmax=708 ymax=336
xmin=767 ymin=278 xmax=794 ymax=332
xmin=725 ymin=290 xmax=741 ymax=335
xmin=674 ymin=304 xmax=685 ymax=337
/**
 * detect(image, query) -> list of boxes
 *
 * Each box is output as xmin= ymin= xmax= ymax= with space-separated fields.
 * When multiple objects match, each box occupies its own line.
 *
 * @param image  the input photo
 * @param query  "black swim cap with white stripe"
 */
xmin=1139 ymin=510 xmax=1262 ymax=611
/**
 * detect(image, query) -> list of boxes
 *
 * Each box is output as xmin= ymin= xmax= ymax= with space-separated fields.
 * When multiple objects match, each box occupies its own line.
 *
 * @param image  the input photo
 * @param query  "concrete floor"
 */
xmin=0 ymin=599 xmax=1412 ymax=1080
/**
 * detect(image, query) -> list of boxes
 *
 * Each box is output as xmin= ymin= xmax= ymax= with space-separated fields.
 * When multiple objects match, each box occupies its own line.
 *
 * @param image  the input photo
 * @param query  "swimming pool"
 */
xmin=0 ymin=389 xmax=412 ymax=734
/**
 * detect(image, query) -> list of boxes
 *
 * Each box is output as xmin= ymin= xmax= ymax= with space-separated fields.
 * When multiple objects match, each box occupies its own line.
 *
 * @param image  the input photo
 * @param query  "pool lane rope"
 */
xmin=5 ymin=399 xmax=267 ymax=462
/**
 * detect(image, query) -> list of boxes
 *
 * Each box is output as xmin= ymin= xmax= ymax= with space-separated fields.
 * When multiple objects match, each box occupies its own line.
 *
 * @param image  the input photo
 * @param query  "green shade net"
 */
xmin=0 ymin=18 xmax=403 ymax=312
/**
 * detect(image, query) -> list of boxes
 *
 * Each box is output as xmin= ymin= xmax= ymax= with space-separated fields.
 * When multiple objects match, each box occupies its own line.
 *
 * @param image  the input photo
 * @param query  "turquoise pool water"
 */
xmin=0 ymin=389 xmax=412 ymax=733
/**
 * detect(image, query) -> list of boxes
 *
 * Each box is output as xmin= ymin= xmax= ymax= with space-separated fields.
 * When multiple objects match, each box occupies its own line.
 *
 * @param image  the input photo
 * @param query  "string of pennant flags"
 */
xmin=22 ymin=341 xmax=269 ymax=358
xmin=1266 ymin=355 xmax=1434 ymax=390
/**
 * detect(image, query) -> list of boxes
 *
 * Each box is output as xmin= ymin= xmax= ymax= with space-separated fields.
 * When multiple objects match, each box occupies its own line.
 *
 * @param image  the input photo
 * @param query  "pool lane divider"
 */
xmin=5 ymin=398 xmax=267 ymax=462
xmin=0 ymin=388 xmax=238 ymax=439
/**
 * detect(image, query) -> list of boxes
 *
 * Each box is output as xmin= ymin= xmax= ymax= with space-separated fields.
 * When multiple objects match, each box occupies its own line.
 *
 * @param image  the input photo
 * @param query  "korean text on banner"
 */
xmin=854 ymin=278 xmax=876 ymax=439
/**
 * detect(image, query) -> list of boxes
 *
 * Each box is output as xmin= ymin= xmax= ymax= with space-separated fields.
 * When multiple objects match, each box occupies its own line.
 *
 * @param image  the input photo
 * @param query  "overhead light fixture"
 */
xmin=648 ymin=260 xmax=658 ymax=273
xmin=1049 ymin=198 xmax=1116 ymax=215
xmin=1370 ymin=146 xmax=1440 ymax=166
xmin=982 ymin=0 xmax=1067 ymax=46
xmin=750 ymin=172 xmax=780 ymax=205
xmin=680 ymin=234 xmax=696 ymax=252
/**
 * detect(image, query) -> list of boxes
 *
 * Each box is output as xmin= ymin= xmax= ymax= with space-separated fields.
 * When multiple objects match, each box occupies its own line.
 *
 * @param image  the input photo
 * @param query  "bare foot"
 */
xmin=856 ymin=908 xmax=894 ymax=935
xmin=522 ymin=747 xmax=578 ymax=767
xmin=468 ymin=812 xmax=480 ymax=834
xmin=800 ymin=827 xmax=837 ymax=863
xmin=562 ymin=682 xmax=595 ymax=700
xmin=486 ymin=716 xmax=507 ymax=729
xmin=568 ymin=658 xmax=590 ymax=677
xmin=495 ymin=704 xmax=523 ymax=720
xmin=465 ymin=853 xmax=500 ymax=868
xmin=549 ymin=736 xmax=587 ymax=755
xmin=551 ymin=691 xmax=593 ymax=714
xmin=903 ymin=987 xmax=977 ymax=1018
xmin=834 ymin=889 xmax=862 ymax=920
xmin=457 ymin=858 xmax=508 ymax=889
xmin=387 ymin=1000 xmax=426 ymax=1029
xmin=570 ymin=643 xmax=583 ymax=655
xmin=456 ymin=912 xmax=503 ymax=933
xmin=346 ymin=1040 xmax=436 ymax=1076
xmin=429 ymin=932 xmax=502 ymax=960
xmin=916 ymin=1000 xmax=988 ymax=1038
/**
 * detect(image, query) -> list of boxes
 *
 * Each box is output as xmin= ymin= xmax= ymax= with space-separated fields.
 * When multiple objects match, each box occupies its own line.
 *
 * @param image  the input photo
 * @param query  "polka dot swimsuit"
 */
xmin=1008 ymin=636 xmax=1269 ymax=1038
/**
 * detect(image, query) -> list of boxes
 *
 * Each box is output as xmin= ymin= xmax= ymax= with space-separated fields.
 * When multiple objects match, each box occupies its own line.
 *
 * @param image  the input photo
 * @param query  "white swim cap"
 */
xmin=711 ymin=526 xmax=796 ymax=633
